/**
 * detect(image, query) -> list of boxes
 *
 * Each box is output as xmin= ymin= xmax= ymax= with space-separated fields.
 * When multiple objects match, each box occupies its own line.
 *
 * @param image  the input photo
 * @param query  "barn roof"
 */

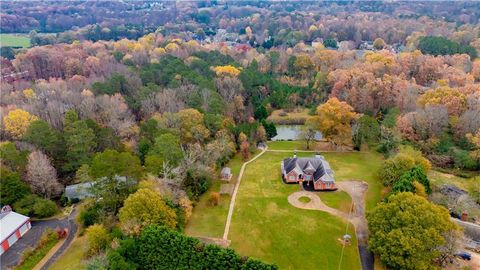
xmin=0 ymin=211 xmax=29 ymax=243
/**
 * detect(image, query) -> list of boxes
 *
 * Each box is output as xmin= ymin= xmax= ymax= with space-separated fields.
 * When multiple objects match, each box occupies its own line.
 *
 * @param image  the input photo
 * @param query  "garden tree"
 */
xmin=13 ymin=194 xmax=58 ymax=218
xmin=118 ymin=188 xmax=177 ymax=235
xmin=3 ymin=109 xmax=38 ymax=139
xmin=0 ymin=170 xmax=30 ymax=206
xmin=240 ymin=140 xmax=250 ymax=161
xmin=301 ymin=120 xmax=317 ymax=150
xmin=25 ymin=150 xmax=62 ymax=199
xmin=23 ymin=119 xmax=63 ymax=159
xmin=378 ymin=147 xmax=431 ymax=187
xmin=368 ymin=192 xmax=458 ymax=270
xmin=310 ymin=98 xmax=358 ymax=146
xmin=107 ymin=225 xmax=277 ymax=269
xmin=373 ymin=38 xmax=386 ymax=50
xmin=85 ymin=224 xmax=110 ymax=256
xmin=256 ymin=125 xmax=267 ymax=142
xmin=63 ymin=111 xmax=97 ymax=173
xmin=90 ymin=150 xmax=143 ymax=180
xmin=0 ymin=142 xmax=28 ymax=173
xmin=352 ymin=115 xmax=380 ymax=150
xmin=376 ymin=127 xmax=399 ymax=157
xmin=147 ymin=133 xmax=183 ymax=167
xmin=392 ymin=165 xmax=431 ymax=194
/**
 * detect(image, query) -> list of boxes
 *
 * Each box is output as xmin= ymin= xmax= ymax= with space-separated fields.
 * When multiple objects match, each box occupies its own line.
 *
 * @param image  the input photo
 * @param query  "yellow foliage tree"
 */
xmin=23 ymin=88 xmax=36 ymax=100
xmin=417 ymin=87 xmax=467 ymax=116
xmin=119 ymin=188 xmax=177 ymax=235
xmin=310 ymin=98 xmax=358 ymax=146
xmin=3 ymin=109 xmax=38 ymax=139
xmin=213 ymin=65 xmax=241 ymax=77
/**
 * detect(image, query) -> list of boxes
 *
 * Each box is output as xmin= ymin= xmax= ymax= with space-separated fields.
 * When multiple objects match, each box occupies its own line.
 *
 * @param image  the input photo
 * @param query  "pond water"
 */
xmin=271 ymin=125 xmax=323 ymax=141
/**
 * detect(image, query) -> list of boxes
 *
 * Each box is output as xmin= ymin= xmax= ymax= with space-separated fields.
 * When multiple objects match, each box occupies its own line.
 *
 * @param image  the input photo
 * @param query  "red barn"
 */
xmin=0 ymin=206 xmax=31 ymax=255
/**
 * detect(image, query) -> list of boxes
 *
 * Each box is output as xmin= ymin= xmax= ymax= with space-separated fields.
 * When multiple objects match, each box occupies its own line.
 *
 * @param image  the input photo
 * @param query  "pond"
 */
xmin=271 ymin=125 xmax=323 ymax=141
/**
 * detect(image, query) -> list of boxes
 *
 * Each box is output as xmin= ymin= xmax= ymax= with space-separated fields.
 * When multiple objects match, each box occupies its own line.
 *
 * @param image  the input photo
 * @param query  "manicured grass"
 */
xmin=319 ymin=190 xmax=352 ymax=213
xmin=49 ymin=236 xmax=87 ymax=270
xmin=185 ymin=151 xmax=259 ymax=238
xmin=267 ymin=140 xmax=306 ymax=150
xmin=229 ymin=151 xmax=362 ymax=270
xmin=0 ymin=34 xmax=30 ymax=48
xmin=298 ymin=196 xmax=311 ymax=203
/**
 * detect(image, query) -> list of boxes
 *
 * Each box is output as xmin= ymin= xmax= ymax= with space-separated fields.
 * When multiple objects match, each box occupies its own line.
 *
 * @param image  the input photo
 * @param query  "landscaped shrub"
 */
xmin=183 ymin=170 xmax=211 ymax=200
xmin=209 ymin=192 xmax=220 ymax=206
xmin=78 ymin=203 xmax=102 ymax=228
xmin=32 ymin=199 xmax=58 ymax=218
xmin=85 ymin=224 xmax=110 ymax=256
xmin=110 ymin=225 xmax=277 ymax=270
xmin=452 ymin=149 xmax=478 ymax=170
xmin=13 ymin=194 xmax=58 ymax=218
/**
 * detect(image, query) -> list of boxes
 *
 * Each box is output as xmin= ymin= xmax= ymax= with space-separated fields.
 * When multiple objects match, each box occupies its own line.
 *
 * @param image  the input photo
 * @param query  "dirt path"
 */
xmin=223 ymin=147 xmax=268 ymax=240
xmin=288 ymin=180 xmax=373 ymax=270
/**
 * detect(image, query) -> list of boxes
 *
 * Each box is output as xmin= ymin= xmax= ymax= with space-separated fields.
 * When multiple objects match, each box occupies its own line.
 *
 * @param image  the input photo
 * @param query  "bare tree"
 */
xmin=25 ymin=150 xmax=62 ymax=198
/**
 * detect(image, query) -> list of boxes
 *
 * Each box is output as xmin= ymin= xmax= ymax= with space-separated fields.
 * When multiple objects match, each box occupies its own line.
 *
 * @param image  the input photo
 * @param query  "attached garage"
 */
xmin=0 ymin=207 xmax=31 ymax=255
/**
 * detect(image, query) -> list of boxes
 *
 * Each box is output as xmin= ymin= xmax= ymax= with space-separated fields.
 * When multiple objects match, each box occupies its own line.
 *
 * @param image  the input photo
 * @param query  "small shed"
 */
xmin=220 ymin=167 xmax=232 ymax=181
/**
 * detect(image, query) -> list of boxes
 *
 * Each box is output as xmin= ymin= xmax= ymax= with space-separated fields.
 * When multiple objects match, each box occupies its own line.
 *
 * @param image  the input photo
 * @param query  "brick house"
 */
xmin=281 ymin=153 xmax=336 ymax=190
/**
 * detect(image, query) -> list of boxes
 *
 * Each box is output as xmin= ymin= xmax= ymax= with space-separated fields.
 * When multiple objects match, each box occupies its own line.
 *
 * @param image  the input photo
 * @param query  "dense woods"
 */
xmin=1 ymin=1 xmax=480 ymax=269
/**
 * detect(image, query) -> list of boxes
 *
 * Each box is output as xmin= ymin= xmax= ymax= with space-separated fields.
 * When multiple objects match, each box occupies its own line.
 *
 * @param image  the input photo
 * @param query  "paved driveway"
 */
xmin=1 ymin=209 xmax=75 ymax=270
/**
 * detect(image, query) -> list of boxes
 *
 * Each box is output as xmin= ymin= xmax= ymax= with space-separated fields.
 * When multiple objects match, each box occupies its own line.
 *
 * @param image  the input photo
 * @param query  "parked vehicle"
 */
xmin=455 ymin=251 xmax=472 ymax=260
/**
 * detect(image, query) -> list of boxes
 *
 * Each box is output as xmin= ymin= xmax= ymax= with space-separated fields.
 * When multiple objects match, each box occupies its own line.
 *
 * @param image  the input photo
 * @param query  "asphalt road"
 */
xmin=0 ymin=209 xmax=77 ymax=270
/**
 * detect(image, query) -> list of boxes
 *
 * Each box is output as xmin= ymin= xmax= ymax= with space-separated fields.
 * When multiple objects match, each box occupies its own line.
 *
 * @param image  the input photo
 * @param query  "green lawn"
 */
xmin=0 ymin=34 xmax=30 ymax=48
xmin=428 ymin=170 xmax=479 ymax=193
xmin=185 ymin=151 xmax=259 ymax=238
xmin=319 ymin=190 xmax=352 ymax=213
xmin=228 ymin=151 xmax=370 ymax=270
xmin=49 ymin=236 xmax=87 ymax=270
xmin=267 ymin=140 xmax=306 ymax=150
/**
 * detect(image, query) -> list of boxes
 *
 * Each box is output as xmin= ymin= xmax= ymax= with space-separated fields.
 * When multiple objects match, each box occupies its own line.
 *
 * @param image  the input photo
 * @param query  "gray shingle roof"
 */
xmin=282 ymin=155 xmax=333 ymax=182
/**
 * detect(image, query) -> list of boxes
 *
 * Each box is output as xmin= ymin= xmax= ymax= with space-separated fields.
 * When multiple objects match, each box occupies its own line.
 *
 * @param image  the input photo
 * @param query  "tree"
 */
xmin=147 ymin=133 xmax=183 ymax=167
xmin=90 ymin=150 xmax=143 ymax=180
xmin=392 ymin=165 xmax=431 ymax=194
xmin=373 ymin=38 xmax=385 ymax=50
xmin=119 ymin=188 xmax=177 ymax=235
xmin=378 ymin=148 xmax=431 ymax=187
xmin=301 ymin=120 xmax=317 ymax=150
xmin=0 ymin=170 xmax=30 ymax=206
xmin=0 ymin=141 xmax=28 ymax=173
xmin=25 ymin=150 xmax=62 ymax=199
xmin=240 ymin=140 xmax=250 ymax=161
xmin=323 ymin=39 xmax=337 ymax=49
xmin=352 ymin=115 xmax=380 ymax=150
xmin=86 ymin=224 xmax=110 ymax=256
xmin=23 ymin=120 xmax=63 ymax=158
xmin=63 ymin=111 xmax=97 ymax=173
xmin=254 ymin=105 xmax=268 ymax=121
xmin=368 ymin=192 xmax=458 ymax=270
xmin=3 ymin=109 xmax=38 ymax=139
xmin=310 ymin=98 xmax=358 ymax=146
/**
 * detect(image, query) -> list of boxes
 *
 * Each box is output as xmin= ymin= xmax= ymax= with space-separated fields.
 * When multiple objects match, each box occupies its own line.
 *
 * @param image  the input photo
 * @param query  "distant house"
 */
xmin=281 ymin=153 xmax=336 ymax=191
xmin=220 ymin=167 xmax=232 ymax=181
xmin=0 ymin=206 xmax=31 ymax=255
xmin=65 ymin=182 xmax=94 ymax=200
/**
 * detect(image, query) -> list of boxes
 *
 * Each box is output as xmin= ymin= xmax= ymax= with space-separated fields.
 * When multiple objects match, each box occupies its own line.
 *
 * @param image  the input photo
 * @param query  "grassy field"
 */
xmin=227 ymin=150 xmax=380 ymax=270
xmin=185 ymin=151 xmax=259 ymax=238
xmin=428 ymin=170 xmax=479 ymax=193
xmin=49 ymin=236 xmax=87 ymax=270
xmin=0 ymin=34 xmax=30 ymax=48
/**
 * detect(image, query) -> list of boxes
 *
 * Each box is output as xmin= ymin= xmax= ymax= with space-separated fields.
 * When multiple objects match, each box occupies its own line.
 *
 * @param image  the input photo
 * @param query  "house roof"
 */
xmin=0 ymin=211 xmax=29 ymax=243
xmin=221 ymin=167 xmax=231 ymax=175
xmin=283 ymin=155 xmax=333 ymax=182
